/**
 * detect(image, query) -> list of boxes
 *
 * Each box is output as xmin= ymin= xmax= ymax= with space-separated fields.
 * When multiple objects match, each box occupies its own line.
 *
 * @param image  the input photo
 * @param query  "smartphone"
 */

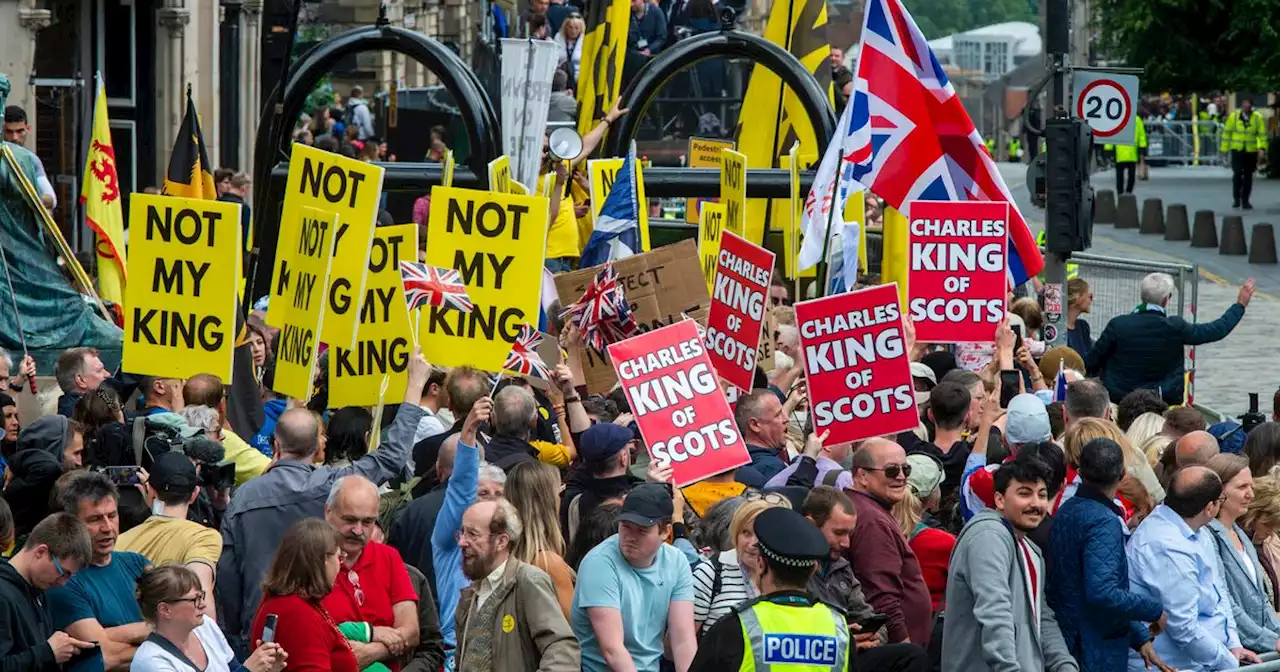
xmin=856 ymin=613 xmax=890 ymax=633
xmin=103 ymin=466 xmax=143 ymax=486
xmin=1011 ymin=323 xmax=1025 ymax=353
xmin=262 ymin=614 xmax=278 ymax=644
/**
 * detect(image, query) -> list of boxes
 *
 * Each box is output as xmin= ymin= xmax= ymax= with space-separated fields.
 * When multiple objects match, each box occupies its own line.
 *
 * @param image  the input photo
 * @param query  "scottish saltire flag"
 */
xmin=1053 ymin=359 xmax=1068 ymax=402
xmin=848 ymin=0 xmax=1044 ymax=284
xmin=798 ymin=93 xmax=868 ymax=271
xmin=503 ymin=325 xmax=551 ymax=381
xmin=580 ymin=142 xmax=641 ymax=267
xmin=400 ymin=261 xmax=474 ymax=313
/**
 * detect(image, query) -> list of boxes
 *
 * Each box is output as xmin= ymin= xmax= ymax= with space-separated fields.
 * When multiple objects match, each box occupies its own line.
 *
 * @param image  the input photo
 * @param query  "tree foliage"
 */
xmin=1094 ymin=0 xmax=1280 ymax=92
xmin=908 ymin=0 xmax=1036 ymax=40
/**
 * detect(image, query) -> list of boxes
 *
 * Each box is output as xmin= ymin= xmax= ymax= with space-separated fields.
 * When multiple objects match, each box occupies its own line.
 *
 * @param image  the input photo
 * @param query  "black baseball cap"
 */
xmin=618 ymin=483 xmax=674 ymax=527
xmin=150 ymin=451 xmax=199 ymax=495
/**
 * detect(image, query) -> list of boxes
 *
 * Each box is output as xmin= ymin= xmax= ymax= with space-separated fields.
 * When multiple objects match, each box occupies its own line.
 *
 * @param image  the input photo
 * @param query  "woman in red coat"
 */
xmin=251 ymin=518 xmax=360 ymax=672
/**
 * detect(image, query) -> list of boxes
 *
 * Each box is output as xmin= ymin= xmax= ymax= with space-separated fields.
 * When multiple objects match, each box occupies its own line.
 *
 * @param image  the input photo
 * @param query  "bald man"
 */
xmin=1175 ymin=431 xmax=1220 ymax=468
xmin=183 ymin=374 xmax=269 ymax=485
xmin=390 ymin=433 xmax=461 ymax=589
xmin=847 ymin=438 xmax=934 ymax=647
xmin=1127 ymin=465 xmax=1259 ymax=669
xmin=218 ymin=350 xmax=434 ymax=655
xmin=324 ymin=475 xmax=438 ymax=670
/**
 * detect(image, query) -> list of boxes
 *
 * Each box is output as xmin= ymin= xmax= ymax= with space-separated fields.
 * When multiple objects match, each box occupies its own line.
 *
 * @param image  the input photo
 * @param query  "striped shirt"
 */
xmin=692 ymin=550 xmax=754 ymax=635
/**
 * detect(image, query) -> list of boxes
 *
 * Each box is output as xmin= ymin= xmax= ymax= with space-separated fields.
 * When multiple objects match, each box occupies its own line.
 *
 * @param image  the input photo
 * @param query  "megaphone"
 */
xmin=548 ymin=126 xmax=584 ymax=161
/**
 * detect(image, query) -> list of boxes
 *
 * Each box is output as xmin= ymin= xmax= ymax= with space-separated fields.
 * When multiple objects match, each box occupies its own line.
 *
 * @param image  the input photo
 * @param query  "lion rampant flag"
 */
xmin=81 ymin=76 xmax=126 ymax=310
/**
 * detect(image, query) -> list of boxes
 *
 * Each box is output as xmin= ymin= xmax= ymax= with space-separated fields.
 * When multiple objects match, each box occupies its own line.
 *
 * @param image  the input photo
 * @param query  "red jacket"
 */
xmin=251 ymin=594 xmax=359 ymax=672
xmin=908 ymin=525 xmax=956 ymax=612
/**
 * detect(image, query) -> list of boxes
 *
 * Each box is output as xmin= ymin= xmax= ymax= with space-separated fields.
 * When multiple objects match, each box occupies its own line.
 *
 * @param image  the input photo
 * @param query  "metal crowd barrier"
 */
xmin=1236 ymin=651 xmax=1280 ymax=671
xmin=1146 ymin=119 xmax=1226 ymax=167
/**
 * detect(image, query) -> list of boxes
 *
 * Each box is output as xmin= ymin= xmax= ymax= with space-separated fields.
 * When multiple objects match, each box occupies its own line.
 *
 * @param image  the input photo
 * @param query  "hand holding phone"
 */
xmin=855 ymin=613 xmax=890 ymax=633
xmin=262 ymin=613 xmax=279 ymax=644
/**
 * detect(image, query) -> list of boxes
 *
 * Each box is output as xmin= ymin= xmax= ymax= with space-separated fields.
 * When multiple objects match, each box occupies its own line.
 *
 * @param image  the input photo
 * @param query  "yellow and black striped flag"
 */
xmin=162 ymin=86 xmax=217 ymax=200
xmin=575 ymin=0 xmax=630 ymax=138
xmin=734 ymin=0 xmax=833 ymax=247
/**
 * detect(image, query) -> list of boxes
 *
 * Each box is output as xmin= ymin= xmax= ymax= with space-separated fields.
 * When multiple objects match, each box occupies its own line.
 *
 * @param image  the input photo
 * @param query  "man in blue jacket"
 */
xmin=1048 ymin=438 xmax=1168 ymax=671
xmin=1086 ymin=273 xmax=1255 ymax=404
xmin=732 ymin=389 xmax=789 ymax=487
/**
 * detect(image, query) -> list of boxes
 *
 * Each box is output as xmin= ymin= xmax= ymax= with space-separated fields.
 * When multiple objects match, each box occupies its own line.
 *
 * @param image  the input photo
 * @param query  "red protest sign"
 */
xmin=907 ymin=200 xmax=1009 ymax=343
xmin=608 ymin=320 xmax=751 ymax=487
xmin=706 ymin=231 xmax=776 ymax=391
xmin=795 ymin=284 xmax=918 ymax=446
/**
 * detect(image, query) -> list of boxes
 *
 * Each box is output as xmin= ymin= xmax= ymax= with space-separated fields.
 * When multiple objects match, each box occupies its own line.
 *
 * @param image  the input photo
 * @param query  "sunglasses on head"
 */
xmin=864 ymin=463 xmax=912 ymax=480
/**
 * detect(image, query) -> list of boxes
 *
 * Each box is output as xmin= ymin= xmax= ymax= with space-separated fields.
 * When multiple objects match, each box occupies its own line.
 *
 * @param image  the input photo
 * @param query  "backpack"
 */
xmin=379 ymin=476 xmax=422 ymax=532
xmin=130 ymin=417 xmax=186 ymax=467
xmin=821 ymin=469 xmax=846 ymax=487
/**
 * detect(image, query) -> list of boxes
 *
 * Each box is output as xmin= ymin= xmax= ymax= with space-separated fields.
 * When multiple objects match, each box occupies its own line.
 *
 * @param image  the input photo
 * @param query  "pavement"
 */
xmin=998 ymin=161 xmax=1280 ymax=416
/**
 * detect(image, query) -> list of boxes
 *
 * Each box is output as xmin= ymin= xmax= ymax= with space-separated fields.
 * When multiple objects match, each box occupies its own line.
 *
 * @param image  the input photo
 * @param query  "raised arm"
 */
xmin=344 ymin=348 xmax=431 ymax=485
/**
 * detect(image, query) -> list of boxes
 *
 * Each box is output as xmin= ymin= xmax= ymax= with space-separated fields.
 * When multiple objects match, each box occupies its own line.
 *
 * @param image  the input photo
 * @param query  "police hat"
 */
xmin=754 ymin=507 xmax=829 ymax=569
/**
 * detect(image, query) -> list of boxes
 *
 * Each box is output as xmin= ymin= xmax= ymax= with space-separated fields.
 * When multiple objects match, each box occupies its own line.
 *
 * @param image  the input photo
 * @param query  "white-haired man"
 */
xmin=1086 ymin=273 xmax=1256 ymax=404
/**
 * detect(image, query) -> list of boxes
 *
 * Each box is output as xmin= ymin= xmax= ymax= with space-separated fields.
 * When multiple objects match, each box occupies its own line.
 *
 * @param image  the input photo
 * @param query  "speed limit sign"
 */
xmin=1072 ymin=71 xmax=1140 ymax=146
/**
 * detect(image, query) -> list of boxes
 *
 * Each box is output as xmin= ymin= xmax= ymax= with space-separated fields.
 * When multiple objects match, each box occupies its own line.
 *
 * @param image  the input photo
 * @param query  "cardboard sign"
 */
xmin=328 ymin=225 xmax=418 ymax=407
xmin=906 ymin=200 xmax=1009 ymax=343
xmin=686 ymin=137 xmax=735 ymax=223
xmin=608 ymin=320 xmax=751 ymax=486
xmin=705 ymin=232 xmax=775 ymax=391
xmin=795 ymin=283 xmax=918 ymax=446
xmin=720 ymin=149 xmax=747 ymax=239
xmin=273 ymin=205 xmax=339 ymax=401
xmin=423 ymin=187 xmax=550 ymax=372
xmin=698 ymin=202 xmax=726 ymax=296
xmin=266 ymin=143 xmax=383 ymax=350
xmin=123 ymin=194 xmax=240 ymax=381
xmin=555 ymin=239 xmax=710 ymax=393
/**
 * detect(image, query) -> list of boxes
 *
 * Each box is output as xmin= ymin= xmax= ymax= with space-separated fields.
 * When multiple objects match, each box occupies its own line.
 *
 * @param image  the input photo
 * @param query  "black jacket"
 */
xmin=559 ymin=468 xmax=640 ymax=533
xmin=388 ymin=485 xmax=447 ymax=590
xmin=483 ymin=435 xmax=537 ymax=472
xmin=4 ymin=450 xmax=62 ymax=543
xmin=410 ymin=419 xmax=463 ymax=498
xmin=0 ymin=559 xmax=58 ymax=671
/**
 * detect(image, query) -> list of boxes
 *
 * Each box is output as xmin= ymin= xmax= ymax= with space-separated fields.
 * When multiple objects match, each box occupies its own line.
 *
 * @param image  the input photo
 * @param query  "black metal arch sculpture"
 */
xmin=605 ymin=28 xmax=837 ymax=157
xmin=249 ymin=22 xmax=501 ymax=294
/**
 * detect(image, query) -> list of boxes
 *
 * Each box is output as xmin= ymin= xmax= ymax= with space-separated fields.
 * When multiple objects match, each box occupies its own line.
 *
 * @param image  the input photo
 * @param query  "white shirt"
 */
xmin=130 ymin=618 xmax=235 ymax=672
xmin=476 ymin=558 xmax=509 ymax=611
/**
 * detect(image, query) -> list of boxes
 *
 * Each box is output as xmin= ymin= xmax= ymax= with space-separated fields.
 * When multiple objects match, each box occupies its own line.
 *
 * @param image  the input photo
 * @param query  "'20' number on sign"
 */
xmin=1085 ymin=95 xmax=1123 ymax=121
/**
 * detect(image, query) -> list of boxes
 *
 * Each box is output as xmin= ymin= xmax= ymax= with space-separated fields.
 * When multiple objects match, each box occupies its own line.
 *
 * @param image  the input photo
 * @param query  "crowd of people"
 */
xmin=0 ymin=262 xmax=1274 ymax=672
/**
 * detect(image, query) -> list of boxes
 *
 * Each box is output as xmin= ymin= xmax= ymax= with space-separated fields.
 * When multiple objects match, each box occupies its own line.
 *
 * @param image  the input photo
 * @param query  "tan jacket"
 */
xmin=455 ymin=558 xmax=580 ymax=672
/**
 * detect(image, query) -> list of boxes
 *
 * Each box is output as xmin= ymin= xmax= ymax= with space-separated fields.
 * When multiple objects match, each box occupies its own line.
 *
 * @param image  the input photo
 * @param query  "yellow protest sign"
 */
xmin=422 ymin=187 xmax=550 ymax=371
xmin=721 ymin=149 xmax=747 ymax=239
xmin=782 ymin=146 xmax=816 ymax=279
xmin=698 ymin=202 xmax=726 ymax=296
xmin=272 ymin=205 xmax=339 ymax=401
xmin=266 ymin=143 xmax=383 ymax=351
xmin=442 ymin=150 xmax=455 ymax=187
xmin=588 ymin=158 xmax=623 ymax=217
xmin=123 ymin=194 xmax=240 ymax=381
xmin=489 ymin=155 xmax=512 ymax=194
xmin=686 ymin=137 xmax=735 ymax=223
xmin=328 ymin=224 xmax=419 ymax=407
xmin=635 ymin=158 xmax=651 ymax=251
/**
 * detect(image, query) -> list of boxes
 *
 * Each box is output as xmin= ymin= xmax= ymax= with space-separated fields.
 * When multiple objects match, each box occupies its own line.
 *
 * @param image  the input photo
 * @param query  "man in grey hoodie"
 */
xmin=942 ymin=452 xmax=1078 ymax=672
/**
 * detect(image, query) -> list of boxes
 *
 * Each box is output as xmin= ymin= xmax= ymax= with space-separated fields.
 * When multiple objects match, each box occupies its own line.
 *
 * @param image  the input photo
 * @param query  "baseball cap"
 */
xmin=150 ymin=450 xmax=199 ymax=495
xmin=579 ymin=423 xmax=634 ymax=463
xmin=909 ymin=362 xmax=937 ymax=388
xmin=905 ymin=453 xmax=945 ymax=498
xmin=1005 ymin=393 xmax=1053 ymax=444
xmin=618 ymin=483 xmax=673 ymax=527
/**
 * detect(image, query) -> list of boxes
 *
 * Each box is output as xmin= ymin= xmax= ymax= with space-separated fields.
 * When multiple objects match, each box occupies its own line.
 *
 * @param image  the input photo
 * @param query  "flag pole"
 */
xmin=816 ymin=154 xmax=846 ymax=297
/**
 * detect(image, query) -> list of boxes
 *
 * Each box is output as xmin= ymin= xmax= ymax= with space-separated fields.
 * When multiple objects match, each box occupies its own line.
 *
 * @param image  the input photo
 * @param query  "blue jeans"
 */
xmin=545 ymin=257 xmax=575 ymax=272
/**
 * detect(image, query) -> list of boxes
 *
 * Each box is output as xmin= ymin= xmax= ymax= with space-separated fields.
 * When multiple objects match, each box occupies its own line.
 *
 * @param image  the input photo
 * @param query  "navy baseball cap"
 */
xmin=579 ymin=423 xmax=634 ymax=463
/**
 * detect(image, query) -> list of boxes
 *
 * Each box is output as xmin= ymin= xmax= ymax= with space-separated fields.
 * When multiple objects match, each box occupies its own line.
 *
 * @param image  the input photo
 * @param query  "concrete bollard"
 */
xmin=1095 ymin=190 xmax=1117 ymax=224
xmin=1250 ymin=224 xmax=1278 ymax=264
xmin=1165 ymin=204 xmax=1190 ymax=241
xmin=1220 ymin=216 xmax=1248 ymax=255
xmin=1191 ymin=211 xmax=1219 ymax=248
xmin=1140 ymin=198 xmax=1165 ymax=234
xmin=1115 ymin=194 xmax=1139 ymax=229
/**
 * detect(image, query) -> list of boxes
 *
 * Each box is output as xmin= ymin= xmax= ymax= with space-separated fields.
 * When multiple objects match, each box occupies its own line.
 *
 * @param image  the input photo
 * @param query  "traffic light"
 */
xmin=1043 ymin=117 xmax=1095 ymax=255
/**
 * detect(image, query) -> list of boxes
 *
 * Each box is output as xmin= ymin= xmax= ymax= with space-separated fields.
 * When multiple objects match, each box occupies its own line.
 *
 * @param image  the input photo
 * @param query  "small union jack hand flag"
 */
xmin=400 ymin=261 xmax=474 ymax=313
xmin=503 ymin=325 xmax=551 ymax=381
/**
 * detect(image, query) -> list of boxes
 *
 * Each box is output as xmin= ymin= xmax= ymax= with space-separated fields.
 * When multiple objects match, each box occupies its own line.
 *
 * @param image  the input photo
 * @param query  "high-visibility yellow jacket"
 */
xmin=738 ymin=598 xmax=850 ymax=671
xmin=1036 ymin=230 xmax=1079 ymax=278
xmin=1103 ymin=116 xmax=1147 ymax=164
xmin=1220 ymin=109 xmax=1268 ymax=152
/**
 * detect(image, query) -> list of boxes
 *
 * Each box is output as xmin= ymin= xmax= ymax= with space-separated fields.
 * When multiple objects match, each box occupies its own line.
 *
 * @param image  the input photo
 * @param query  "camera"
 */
xmin=1240 ymin=392 xmax=1268 ymax=434
xmin=197 ymin=460 xmax=236 ymax=492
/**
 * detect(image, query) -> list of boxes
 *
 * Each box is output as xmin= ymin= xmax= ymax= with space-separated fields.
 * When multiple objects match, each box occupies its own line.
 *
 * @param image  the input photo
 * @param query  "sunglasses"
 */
xmin=864 ymin=463 xmax=912 ymax=480
xmin=348 ymin=570 xmax=366 ymax=607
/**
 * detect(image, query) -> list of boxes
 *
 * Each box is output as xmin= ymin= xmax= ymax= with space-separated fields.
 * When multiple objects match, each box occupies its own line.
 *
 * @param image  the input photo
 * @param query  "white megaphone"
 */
xmin=548 ymin=126 xmax=584 ymax=161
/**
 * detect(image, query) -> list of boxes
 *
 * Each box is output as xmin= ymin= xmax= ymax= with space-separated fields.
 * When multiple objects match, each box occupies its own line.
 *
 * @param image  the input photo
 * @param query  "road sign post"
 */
xmin=1072 ymin=71 xmax=1141 ymax=146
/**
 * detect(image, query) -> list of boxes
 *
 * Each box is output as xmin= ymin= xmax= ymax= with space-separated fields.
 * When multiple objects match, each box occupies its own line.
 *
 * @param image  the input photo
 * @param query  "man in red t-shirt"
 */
xmin=323 ymin=475 xmax=422 ymax=671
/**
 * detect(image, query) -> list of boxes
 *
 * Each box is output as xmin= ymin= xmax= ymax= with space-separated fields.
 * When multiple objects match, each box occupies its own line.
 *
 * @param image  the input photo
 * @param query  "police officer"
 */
xmin=1221 ymin=97 xmax=1268 ymax=209
xmin=689 ymin=507 xmax=856 ymax=671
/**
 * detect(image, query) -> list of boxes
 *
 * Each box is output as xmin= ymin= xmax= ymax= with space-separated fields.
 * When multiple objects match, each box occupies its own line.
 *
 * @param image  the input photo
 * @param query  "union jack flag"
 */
xmin=560 ymin=265 xmax=638 ymax=352
xmin=503 ymin=325 xmax=551 ymax=381
xmin=846 ymin=0 xmax=1044 ymax=285
xmin=399 ymin=261 xmax=474 ymax=313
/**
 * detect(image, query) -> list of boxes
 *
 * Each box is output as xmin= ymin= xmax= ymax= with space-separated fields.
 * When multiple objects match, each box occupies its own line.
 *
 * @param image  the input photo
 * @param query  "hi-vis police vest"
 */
xmin=1036 ymin=230 xmax=1079 ymax=279
xmin=738 ymin=597 xmax=850 ymax=671
xmin=1220 ymin=109 xmax=1269 ymax=153
xmin=1103 ymin=116 xmax=1147 ymax=164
